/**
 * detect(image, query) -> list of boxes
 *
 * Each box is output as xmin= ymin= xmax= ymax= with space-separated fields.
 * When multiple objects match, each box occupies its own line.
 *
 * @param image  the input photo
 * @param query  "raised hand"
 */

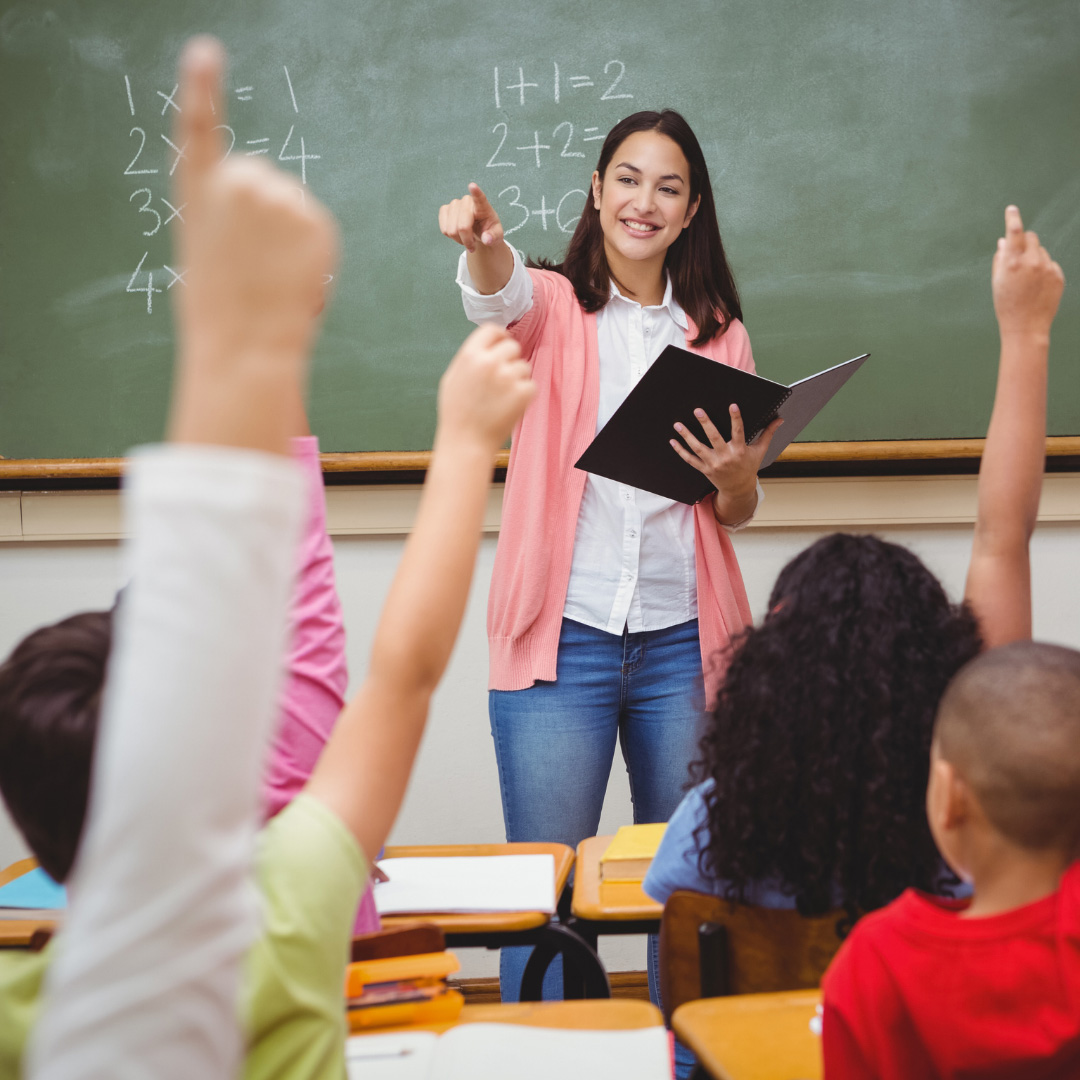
xmin=436 ymin=324 xmax=534 ymax=451
xmin=168 ymin=36 xmax=338 ymax=452
xmin=670 ymin=404 xmax=781 ymax=524
xmin=438 ymin=182 xmax=505 ymax=253
xmin=992 ymin=205 xmax=1065 ymax=342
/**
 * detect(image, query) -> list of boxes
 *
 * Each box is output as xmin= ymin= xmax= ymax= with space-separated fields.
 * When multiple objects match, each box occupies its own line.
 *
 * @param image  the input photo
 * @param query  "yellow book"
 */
xmin=345 ymin=951 xmax=460 ymax=998
xmin=600 ymin=823 xmax=667 ymax=882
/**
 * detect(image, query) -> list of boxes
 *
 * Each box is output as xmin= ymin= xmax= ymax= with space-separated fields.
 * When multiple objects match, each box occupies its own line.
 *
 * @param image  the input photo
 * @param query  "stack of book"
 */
xmin=599 ymin=823 xmax=667 ymax=884
xmin=346 ymin=951 xmax=464 ymax=1031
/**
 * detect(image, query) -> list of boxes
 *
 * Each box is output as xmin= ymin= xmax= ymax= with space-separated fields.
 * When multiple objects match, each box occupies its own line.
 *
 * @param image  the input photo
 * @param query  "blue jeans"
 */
xmin=489 ymin=617 xmax=705 ymax=1003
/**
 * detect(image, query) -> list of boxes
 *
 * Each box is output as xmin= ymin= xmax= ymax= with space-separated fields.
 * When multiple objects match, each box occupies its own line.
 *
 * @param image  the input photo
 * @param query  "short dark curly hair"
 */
xmin=0 ymin=610 xmax=112 ymax=882
xmin=694 ymin=533 xmax=982 ymax=932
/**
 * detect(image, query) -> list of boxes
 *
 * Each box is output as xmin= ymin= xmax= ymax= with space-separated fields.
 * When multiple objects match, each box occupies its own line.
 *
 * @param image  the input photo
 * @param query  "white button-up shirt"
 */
xmin=458 ymin=248 xmax=759 ymax=636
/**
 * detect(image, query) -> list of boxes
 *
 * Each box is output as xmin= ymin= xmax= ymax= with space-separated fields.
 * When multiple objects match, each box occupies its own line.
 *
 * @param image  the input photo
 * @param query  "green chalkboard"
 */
xmin=1 ymin=0 xmax=1077 ymax=460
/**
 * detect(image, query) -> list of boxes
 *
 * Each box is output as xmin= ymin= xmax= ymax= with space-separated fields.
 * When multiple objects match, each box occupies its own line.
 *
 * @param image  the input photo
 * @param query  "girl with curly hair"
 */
xmin=647 ymin=532 xmax=982 ymax=925
xmin=643 ymin=205 xmax=1056 ymax=1076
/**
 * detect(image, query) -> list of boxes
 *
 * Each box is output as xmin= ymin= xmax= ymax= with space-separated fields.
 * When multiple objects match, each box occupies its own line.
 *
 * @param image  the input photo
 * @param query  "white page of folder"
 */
xmin=372 ymin=854 xmax=556 ymax=915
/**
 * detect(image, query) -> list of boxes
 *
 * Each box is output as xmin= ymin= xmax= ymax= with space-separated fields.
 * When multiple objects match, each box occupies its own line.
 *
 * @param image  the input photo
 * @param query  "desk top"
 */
xmin=378 ymin=842 xmax=575 ymax=935
xmin=672 ymin=991 xmax=823 ymax=1080
xmin=572 ymin=835 xmax=664 ymax=923
xmin=0 ymin=858 xmax=56 ymax=948
xmin=365 ymin=998 xmax=664 ymax=1036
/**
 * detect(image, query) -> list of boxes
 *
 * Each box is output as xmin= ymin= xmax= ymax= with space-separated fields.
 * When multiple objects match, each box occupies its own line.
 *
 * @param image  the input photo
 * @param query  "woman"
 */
xmin=439 ymin=110 xmax=779 ymax=999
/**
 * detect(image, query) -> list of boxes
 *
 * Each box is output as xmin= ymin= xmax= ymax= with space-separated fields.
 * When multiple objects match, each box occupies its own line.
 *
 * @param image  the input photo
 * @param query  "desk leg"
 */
xmin=561 ymin=916 xmax=599 ymax=999
xmin=519 ymin=924 xmax=610 ymax=1001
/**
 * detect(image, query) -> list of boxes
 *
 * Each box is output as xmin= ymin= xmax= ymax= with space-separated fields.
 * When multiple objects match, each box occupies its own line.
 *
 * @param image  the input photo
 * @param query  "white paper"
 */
xmin=347 ymin=1024 xmax=671 ymax=1080
xmin=346 ymin=1032 xmax=437 ymax=1080
xmin=373 ymin=855 xmax=556 ymax=915
xmin=433 ymin=1023 xmax=672 ymax=1080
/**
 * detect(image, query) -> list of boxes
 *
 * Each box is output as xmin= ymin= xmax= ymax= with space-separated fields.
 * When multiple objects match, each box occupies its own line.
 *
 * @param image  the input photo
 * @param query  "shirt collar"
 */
xmin=608 ymin=275 xmax=690 ymax=331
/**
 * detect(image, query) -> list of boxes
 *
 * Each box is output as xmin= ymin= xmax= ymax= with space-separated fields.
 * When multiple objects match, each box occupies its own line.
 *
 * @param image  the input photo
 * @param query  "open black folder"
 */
xmin=575 ymin=347 xmax=870 ymax=505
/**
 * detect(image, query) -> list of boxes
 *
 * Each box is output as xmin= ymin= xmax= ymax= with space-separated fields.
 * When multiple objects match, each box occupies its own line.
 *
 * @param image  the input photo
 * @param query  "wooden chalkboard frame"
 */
xmin=2 ymin=438 xmax=1079 ymax=480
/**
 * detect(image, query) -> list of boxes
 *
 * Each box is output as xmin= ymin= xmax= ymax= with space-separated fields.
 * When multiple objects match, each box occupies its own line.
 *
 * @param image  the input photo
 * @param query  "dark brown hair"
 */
xmin=0 ymin=610 xmax=112 ymax=881
xmin=530 ymin=109 xmax=742 ymax=346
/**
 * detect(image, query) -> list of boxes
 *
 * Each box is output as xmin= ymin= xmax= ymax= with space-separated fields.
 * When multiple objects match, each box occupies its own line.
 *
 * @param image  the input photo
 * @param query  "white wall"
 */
xmin=3 ymin=514 xmax=1080 ymax=978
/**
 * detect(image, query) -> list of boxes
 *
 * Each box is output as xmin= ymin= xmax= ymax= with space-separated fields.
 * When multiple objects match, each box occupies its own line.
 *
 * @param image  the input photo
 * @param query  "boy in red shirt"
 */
xmin=822 ymin=203 xmax=1073 ymax=1080
xmin=823 ymin=640 xmax=1080 ymax=1078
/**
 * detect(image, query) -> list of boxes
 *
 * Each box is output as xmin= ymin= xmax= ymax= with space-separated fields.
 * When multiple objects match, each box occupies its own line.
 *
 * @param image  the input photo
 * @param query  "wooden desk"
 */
xmin=412 ymin=998 xmax=663 ymax=1034
xmin=672 ymin=991 xmax=822 ymax=1080
xmin=571 ymin=835 xmax=663 ymax=930
xmin=380 ymin=842 xmax=574 ymax=935
xmin=0 ymin=858 xmax=58 ymax=949
xmin=506 ymin=833 xmax=660 ymax=1003
xmin=376 ymin=843 xmax=609 ymax=1001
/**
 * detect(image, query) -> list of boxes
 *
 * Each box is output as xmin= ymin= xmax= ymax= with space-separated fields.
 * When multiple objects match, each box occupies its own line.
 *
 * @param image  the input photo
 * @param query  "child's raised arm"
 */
xmin=305 ymin=324 xmax=533 ymax=863
xmin=964 ymin=206 xmax=1065 ymax=647
xmin=28 ymin=38 xmax=337 ymax=1080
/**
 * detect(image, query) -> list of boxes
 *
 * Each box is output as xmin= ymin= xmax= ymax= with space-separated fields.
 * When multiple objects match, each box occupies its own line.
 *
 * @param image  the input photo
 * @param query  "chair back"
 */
xmin=658 ymin=890 xmax=844 ymax=1024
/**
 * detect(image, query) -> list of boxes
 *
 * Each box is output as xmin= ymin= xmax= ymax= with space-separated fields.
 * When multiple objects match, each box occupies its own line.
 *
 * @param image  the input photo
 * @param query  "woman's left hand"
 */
xmin=670 ymin=405 xmax=782 ymax=525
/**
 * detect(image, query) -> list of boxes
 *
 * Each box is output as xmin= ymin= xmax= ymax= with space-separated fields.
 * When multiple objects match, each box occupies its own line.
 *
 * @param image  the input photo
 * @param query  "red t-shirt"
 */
xmin=822 ymin=861 xmax=1080 ymax=1078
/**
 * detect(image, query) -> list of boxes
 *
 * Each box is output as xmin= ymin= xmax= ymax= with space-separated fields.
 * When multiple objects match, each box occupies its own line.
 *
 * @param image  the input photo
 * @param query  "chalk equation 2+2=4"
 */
xmin=121 ymin=66 xmax=321 ymax=315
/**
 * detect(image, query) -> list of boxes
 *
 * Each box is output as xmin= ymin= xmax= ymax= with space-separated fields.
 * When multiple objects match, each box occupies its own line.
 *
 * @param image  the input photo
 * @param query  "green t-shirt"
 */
xmin=0 ymin=794 xmax=367 ymax=1080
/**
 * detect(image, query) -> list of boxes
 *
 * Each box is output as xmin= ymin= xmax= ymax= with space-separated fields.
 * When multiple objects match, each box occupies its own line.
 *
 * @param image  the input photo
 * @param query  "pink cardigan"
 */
xmin=489 ymin=269 xmax=755 ymax=706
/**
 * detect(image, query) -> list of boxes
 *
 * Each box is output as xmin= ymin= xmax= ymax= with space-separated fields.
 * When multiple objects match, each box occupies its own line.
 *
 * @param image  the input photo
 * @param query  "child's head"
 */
xmin=550 ymin=109 xmax=741 ymax=345
xmin=695 ymin=533 xmax=982 ymax=926
xmin=0 ymin=610 xmax=112 ymax=882
xmin=929 ymin=641 xmax=1080 ymax=876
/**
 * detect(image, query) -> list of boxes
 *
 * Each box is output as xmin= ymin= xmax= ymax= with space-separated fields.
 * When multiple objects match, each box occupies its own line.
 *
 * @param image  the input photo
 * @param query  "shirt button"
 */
xmin=629 ymin=530 xmax=637 ymax=538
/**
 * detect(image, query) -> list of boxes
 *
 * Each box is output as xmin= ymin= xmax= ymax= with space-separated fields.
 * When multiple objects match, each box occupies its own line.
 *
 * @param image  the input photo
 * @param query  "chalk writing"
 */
xmin=129 ymin=188 xmax=161 ymax=237
xmin=157 ymin=83 xmax=180 ymax=116
xmin=126 ymin=252 xmax=161 ymax=314
xmin=123 ymin=128 xmax=158 ymax=176
xmin=120 ymin=64 xmax=323 ymax=314
xmin=492 ymin=60 xmax=634 ymax=108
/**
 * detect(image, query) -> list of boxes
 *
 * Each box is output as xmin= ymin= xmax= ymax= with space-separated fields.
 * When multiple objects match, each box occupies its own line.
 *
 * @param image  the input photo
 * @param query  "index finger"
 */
xmin=468 ymin=182 xmax=492 ymax=212
xmin=1003 ymin=205 xmax=1024 ymax=253
xmin=175 ymin=36 xmax=227 ymax=208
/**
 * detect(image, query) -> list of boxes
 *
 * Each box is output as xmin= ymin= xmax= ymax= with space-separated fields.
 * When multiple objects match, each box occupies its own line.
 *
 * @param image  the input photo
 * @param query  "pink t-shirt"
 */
xmin=262 ymin=436 xmax=379 ymax=934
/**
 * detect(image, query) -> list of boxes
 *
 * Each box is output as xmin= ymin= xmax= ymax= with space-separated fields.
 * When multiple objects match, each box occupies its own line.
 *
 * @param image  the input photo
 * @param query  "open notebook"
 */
xmin=373 ymin=855 xmax=556 ymax=916
xmin=346 ymin=1023 xmax=671 ymax=1080
xmin=575 ymin=347 xmax=870 ymax=504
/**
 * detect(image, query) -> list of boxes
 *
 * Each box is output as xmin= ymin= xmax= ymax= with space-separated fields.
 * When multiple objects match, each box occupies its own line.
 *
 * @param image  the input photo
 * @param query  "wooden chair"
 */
xmin=658 ymin=890 xmax=843 ymax=1024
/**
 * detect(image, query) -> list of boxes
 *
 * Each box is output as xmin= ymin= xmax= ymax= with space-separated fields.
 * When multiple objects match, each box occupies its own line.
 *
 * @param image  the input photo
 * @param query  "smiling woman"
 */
xmin=436 ymin=110 xmax=776 ymax=1009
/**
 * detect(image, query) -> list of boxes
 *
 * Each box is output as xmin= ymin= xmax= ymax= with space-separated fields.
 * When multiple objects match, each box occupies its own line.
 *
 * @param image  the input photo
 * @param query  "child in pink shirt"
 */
xmin=266 ymin=435 xmax=379 ymax=934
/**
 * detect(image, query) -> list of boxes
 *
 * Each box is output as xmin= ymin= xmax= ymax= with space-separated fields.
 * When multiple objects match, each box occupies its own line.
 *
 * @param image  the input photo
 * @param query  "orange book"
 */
xmin=346 ymin=988 xmax=464 ymax=1031
xmin=345 ymin=951 xmax=460 ymax=998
